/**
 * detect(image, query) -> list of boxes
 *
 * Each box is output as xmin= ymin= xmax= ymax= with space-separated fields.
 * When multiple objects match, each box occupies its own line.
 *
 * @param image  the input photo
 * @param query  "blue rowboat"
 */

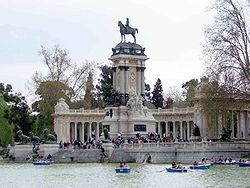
xmin=166 ymin=168 xmax=187 ymax=173
xmin=221 ymin=162 xmax=236 ymax=165
xmin=238 ymin=162 xmax=250 ymax=167
xmin=190 ymin=165 xmax=210 ymax=169
xmin=115 ymin=168 xmax=131 ymax=173
xmin=213 ymin=162 xmax=235 ymax=165
xmin=33 ymin=160 xmax=53 ymax=165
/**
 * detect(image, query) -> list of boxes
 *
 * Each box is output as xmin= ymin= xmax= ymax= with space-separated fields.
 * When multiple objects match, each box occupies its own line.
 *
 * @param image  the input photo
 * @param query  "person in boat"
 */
xmin=123 ymin=162 xmax=128 ymax=168
xmin=201 ymin=158 xmax=205 ymax=163
xmin=119 ymin=162 xmax=124 ymax=168
xmin=177 ymin=162 xmax=184 ymax=169
xmin=218 ymin=157 xmax=222 ymax=162
xmin=193 ymin=161 xmax=198 ymax=166
xmin=47 ymin=153 xmax=52 ymax=161
xmin=172 ymin=161 xmax=177 ymax=168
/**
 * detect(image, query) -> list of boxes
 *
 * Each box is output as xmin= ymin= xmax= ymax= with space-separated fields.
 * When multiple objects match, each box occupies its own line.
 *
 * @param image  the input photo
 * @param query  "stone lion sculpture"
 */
xmin=16 ymin=130 xmax=30 ymax=144
xmin=28 ymin=132 xmax=41 ymax=144
xmin=43 ymin=128 xmax=56 ymax=142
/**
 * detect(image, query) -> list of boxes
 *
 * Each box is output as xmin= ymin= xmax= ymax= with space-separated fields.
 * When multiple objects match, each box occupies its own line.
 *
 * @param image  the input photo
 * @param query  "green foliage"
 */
xmin=0 ymin=95 xmax=13 ymax=146
xmin=145 ymin=83 xmax=151 ymax=102
xmin=33 ymin=81 xmax=72 ymax=130
xmin=151 ymin=78 xmax=164 ymax=108
xmin=96 ymin=65 xmax=113 ymax=107
xmin=1 ymin=83 xmax=33 ymax=141
xmin=182 ymin=78 xmax=199 ymax=107
xmin=83 ymin=72 xmax=96 ymax=109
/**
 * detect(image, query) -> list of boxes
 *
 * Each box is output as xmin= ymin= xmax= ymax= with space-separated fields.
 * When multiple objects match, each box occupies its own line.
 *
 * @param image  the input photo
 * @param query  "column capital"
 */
xmin=112 ymin=67 xmax=117 ymax=72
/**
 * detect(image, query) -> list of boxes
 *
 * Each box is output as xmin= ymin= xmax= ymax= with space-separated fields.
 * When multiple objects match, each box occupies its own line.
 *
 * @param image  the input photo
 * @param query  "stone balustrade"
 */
xmin=151 ymin=107 xmax=195 ymax=114
xmin=68 ymin=108 xmax=106 ymax=114
xmin=122 ymin=141 xmax=250 ymax=150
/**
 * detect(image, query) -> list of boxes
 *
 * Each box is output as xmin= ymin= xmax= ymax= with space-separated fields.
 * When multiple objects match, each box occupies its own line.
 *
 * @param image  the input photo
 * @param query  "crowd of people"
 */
xmin=112 ymin=132 xmax=190 ymax=148
xmin=59 ymin=138 xmax=102 ymax=150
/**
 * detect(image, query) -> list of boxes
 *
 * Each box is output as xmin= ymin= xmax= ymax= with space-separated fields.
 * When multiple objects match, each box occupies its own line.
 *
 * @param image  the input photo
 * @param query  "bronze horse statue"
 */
xmin=118 ymin=21 xmax=138 ymax=43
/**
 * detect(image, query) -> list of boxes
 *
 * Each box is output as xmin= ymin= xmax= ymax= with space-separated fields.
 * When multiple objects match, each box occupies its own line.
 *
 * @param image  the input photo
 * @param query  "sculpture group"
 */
xmin=16 ymin=129 xmax=57 ymax=144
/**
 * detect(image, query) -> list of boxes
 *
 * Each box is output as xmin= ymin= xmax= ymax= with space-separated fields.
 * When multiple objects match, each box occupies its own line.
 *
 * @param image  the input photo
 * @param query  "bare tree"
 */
xmin=33 ymin=45 xmax=95 ymax=101
xmin=164 ymin=86 xmax=185 ymax=107
xmin=204 ymin=0 xmax=250 ymax=95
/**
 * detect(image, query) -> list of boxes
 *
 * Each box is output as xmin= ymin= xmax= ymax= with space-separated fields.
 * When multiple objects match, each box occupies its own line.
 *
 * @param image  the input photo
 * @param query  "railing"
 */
xmin=151 ymin=107 xmax=195 ymax=114
xmin=121 ymin=141 xmax=250 ymax=150
xmin=68 ymin=108 xmax=105 ymax=114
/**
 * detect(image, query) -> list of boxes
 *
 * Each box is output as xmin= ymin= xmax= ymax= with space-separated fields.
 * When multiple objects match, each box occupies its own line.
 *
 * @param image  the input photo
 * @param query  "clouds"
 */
xmin=0 ymin=0 xmax=212 ymax=96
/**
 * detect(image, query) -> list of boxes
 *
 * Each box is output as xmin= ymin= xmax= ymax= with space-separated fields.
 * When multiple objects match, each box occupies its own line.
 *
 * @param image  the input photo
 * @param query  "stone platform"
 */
xmin=5 ymin=142 xmax=250 ymax=163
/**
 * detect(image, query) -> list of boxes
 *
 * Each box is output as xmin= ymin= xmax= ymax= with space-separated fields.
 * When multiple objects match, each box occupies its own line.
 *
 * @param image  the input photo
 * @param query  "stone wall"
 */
xmin=6 ymin=142 xmax=250 ymax=163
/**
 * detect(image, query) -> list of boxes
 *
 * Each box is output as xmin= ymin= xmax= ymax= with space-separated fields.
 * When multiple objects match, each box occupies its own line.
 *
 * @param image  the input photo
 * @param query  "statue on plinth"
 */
xmin=16 ymin=130 xmax=30 ymax=144
xmin=118 ymin=18 xmax=138 ymax=43
xmin=42 ymin=128 xmax=56 ymax=143
xmin=28 ymin=132 xmax=41 ymax=144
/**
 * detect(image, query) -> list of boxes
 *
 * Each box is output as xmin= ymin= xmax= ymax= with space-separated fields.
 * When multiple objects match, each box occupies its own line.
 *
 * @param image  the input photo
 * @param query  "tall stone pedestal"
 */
xmin=103 ymin=94 xmax=156 ymax=138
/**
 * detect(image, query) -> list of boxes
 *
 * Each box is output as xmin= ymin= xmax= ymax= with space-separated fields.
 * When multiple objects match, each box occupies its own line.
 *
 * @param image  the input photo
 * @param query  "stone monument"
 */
xmin=102 ymin=19 xmax=156 ymax=138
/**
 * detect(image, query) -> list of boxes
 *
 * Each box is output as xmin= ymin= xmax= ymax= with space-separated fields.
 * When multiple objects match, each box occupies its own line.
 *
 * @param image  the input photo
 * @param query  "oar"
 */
xmin=156 ymin=169 xmax=165 ymax=173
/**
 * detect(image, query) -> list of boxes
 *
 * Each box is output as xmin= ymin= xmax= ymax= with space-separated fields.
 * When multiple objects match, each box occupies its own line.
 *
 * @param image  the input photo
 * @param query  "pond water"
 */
xmin=0 ymin=162 xmax=249 ymax=188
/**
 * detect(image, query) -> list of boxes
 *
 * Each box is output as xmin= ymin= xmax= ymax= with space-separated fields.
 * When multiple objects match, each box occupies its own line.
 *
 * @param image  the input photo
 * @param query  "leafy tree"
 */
xmin=82 ymin=72 xmax=96 ymax=109
xmin=0 ymin=83 xmax=33 ymax=141
xmin=182 ymin=78 xmax=199 ymax=107
xmin=0 ymin=95 xmax=13 ymax=146
xmin=32 ymin=81 xmax=72 ymax=130
xmin=204 ymin=0 xmax=250 ymax=95
xmin=151 ymin=78 xmax=164 ymax=108
xmin=145 ymin=83 xmax=151 ymax=102
xmin=96 ymin=65 xmax=113 ymax=107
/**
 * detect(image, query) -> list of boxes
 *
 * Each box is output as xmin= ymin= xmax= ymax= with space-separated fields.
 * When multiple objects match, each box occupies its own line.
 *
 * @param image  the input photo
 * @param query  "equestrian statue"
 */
xmin=118 ymin=18 xmax=138 ymax=43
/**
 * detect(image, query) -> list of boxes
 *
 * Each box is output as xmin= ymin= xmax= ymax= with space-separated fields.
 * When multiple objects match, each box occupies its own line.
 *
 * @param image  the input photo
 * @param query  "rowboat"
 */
xmin=238 ymin=162 xmax=250 ymax=167
xmin=33 ymin=160 xmax=53 ymax=165
xmin=166 ymin=168 xmax=187 ymax=173
xmin=212 ymin=161 xmax=236 ymax=165
xmin=115 ymin=167 xmax=131 ymax=173
xmin=190 ymin=164 xmax=210 ymax=169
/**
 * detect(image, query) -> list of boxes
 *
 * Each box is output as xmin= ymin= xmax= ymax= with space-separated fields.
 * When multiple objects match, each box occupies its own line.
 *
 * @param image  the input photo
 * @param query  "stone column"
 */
xmin=237 ymin=112 xmax=241 ymax=138
xmin=119 ymin=66 xmax=125 ymax=94
xmin=82 ymin=123 xmax=85 ymax=143
xmin=180 ymin=122 xmax=183 ymax=140
xmin=240 ymin=111 xmax=247 ymax=139
xmin=230 ymin=111 xmax=235 ymax=138
xmin=187 ymin=122 xmax=190 ymax=141
xmin=165 ymin=122 xmax=169 ymax=136
xmin=112 ymin=67 xmax=116 ymax=89
xmin=74 ymin=123 xmax=77 ymax=141
xmin=124 ymin=66 xmax=129 ymax=94
xmin=88 ymin=122 xmax=92 ymax=142
xmin=159 ymin=122 xmax=162 ymax=138
xmin=141 ymin=67 xmax=146 ymax=96
xmin=218 ymin=111 xmax=223 ymax=138
xmin=173 ymin=122 xmax=176 ymax=140
xmin=136 ymin=67 xmax=141 ymax=96
xmin=96 ymin=122 xmax=100 ymax=141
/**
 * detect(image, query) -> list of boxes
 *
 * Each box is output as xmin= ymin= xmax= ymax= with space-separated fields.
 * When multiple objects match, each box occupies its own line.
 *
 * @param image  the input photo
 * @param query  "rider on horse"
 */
xmin=125 ymin=18 xmax=130 ymax=33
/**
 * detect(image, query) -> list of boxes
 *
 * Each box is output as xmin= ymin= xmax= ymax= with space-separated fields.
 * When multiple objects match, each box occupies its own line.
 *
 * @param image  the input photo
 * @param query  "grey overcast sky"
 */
xmin=0 ymin=0 xmax=212 ymax=98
